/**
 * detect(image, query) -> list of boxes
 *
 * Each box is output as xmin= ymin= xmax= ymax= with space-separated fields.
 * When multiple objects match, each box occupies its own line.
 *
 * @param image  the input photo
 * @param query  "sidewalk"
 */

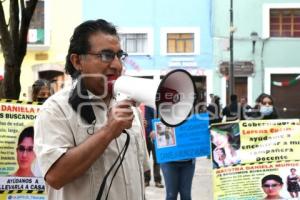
xmin=145 ymin=157 xmax=213 ymax=200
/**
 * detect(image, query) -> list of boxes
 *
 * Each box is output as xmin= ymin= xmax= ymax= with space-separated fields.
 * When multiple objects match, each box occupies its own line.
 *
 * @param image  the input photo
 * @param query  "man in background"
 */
xmin=143 ymin=105 xmax=164 ymax=188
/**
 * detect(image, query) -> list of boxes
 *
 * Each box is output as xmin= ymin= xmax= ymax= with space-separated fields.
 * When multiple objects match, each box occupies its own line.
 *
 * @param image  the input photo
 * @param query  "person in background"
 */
xmin=34 ymin=19 xmax=147 ymax=200
xmin=250 ymin=93 xmax=279 ymax=120
xmin=31 ymin=79 xmax=51 ymax=103
xmin=12 ymin=126 xmax=36 ymax=177
xmin=261 ymin=174 xmax=284 ymax=200
xmin=222 ymin=94 xmax=239 ymax=122
xmin=160 ymin=159 xmax=195 ymax=200
xmin=143 ymin=105 xmax=164 ymax=188
xmin=209 ymin=93 xmax=214 ymax=102
xmin=206 ymin=95 xmax=222 ymax=124
xmin=158 ymin=126 xmax=195 ymax=200
xmin=287 ymin=168 xmax=300 ymax=198
xmin=239 ymin=96 xmax=252 ymax=120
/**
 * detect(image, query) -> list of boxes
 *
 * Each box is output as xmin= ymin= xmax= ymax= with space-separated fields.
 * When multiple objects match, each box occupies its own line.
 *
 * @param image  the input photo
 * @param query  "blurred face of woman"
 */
xmin=259 ymin=97 xmax=274 ymax=116
xmin=260 ymin=97 xmax=273 ymax=107
xmin=262 ymin=179 xmax=282 ymax=198
xmin=211 ymin=130 xmax=229 ymax=148
xmin=37 ymin=86 xmax=51 ymax=99
xmin=16 ymin=137 xmax=36 ymax=170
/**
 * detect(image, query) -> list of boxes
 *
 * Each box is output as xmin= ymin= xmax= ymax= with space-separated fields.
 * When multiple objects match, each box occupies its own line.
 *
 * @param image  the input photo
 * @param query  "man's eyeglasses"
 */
xmin=86 ymin=50 xmax=128 ymax=63
xmin=17 ymin=145 xmax=34 ymax=153
xmin=262 ymin=184 xmax=280 ymax=188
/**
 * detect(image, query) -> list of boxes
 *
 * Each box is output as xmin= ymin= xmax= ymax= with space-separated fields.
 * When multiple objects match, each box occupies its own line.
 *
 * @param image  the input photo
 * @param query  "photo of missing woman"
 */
xmin=11 ymin=126 xmax=41 ymax=177
xmin=261 ymin=174 xmax=284 ymax=200
xmin=210 ymin=123 xmax=240 ymax=168
xmin=155 ymin=122 xmax=176 ymax=148
xmin=261 ymin=167 xmax=300 ymax=199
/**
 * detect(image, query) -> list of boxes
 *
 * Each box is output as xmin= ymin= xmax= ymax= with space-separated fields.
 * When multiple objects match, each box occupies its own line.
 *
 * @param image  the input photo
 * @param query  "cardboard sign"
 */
xmin=153 ymin=113 xmax=210 ymax=163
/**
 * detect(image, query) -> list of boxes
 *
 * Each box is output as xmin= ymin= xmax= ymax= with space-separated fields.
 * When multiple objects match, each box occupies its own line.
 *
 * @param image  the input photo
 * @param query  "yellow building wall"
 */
xmin=0 ymin=0 xmax=82 ymax=100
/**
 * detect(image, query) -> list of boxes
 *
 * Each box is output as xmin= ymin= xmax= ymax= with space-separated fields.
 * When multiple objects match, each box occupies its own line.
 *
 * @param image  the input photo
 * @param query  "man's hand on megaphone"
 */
xmin=106 ymin=99 xmax=136 ymax=138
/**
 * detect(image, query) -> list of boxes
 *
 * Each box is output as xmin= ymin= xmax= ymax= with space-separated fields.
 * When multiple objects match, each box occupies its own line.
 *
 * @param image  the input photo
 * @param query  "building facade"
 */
xmin=0 ymin=0 xmax=82 ymax=100
xmin=2 ymin=0 xmax=299 ymax=118
xmin=212 ymin=0 xmax=300 ymax=118
xmin=82 ymin=0 xmax=214 ymax=107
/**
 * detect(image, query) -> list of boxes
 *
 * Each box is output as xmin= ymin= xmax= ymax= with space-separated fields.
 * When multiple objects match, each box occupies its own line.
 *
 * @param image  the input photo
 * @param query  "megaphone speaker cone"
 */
xmin=112 ymin=69 xmax=196 ymax=127
xmin=156 ymin=69 xmax=197 ymax=127
xmin=156 ymin=87 xmax=181 ymax=104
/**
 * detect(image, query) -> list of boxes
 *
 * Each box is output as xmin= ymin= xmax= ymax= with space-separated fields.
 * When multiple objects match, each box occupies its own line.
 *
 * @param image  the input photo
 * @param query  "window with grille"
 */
xmin=167 ymin=33 xmax=194 ymax=53
xmin=119 ymin=33 xmax=147 ymax=53
xmin=28 ymin=0 xmax=45 ymax=44
xmin=270 ymin=8 xmax=300 ymax=37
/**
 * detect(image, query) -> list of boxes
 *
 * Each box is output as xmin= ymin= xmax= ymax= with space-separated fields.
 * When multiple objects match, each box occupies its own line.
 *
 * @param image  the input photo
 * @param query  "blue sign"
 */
xmin=153 ymin=113 xmax=210 ymax=163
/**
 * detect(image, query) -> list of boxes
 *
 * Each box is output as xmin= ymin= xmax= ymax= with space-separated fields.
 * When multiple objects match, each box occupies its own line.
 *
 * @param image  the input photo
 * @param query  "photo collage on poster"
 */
xmin=210 ymin=119 xmax=300 ymax=200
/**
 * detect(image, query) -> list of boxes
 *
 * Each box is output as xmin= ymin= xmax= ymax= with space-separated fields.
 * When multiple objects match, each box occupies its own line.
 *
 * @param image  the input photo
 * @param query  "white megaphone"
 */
xmin=113 ymin=69 xmax=196 ymax=127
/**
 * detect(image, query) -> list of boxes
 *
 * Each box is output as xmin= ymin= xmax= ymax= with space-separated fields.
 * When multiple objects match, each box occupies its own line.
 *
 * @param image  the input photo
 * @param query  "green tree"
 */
xmin=0 ymin=0 xmax=38 ymax=99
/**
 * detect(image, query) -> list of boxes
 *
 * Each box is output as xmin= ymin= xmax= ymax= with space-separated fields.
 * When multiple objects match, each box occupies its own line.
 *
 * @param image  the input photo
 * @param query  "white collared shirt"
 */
xmin=34 ymin=86 xmax=148 ymax=200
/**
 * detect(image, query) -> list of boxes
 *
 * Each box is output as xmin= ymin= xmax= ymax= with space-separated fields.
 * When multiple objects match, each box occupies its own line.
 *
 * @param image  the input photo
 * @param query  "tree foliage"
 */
xmin=0 ymin=0 xmax=38 ymax=99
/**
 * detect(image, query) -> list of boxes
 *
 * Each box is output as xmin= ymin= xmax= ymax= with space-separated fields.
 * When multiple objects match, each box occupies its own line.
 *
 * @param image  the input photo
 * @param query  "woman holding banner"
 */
xmin=251 ymin=93 xmax=279 ymax=120
xmin=12 ymin=126 xmax=36 ymax=177
xmin=158 ymin=126 xmax=195 ymax=200
xmin=160 ymin=159 xmax=195 ymax=200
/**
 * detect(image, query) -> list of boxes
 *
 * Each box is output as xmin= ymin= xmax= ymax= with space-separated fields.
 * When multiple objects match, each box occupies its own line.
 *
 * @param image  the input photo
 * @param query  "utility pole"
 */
xmin=229 ymin=0 xmax=235 ymax=96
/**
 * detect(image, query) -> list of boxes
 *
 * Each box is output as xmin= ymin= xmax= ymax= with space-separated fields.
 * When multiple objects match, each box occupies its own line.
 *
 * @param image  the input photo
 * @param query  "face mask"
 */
xmin=37 ymin=97 xmax=47 ymax=103
xmin=260 ymin=105 xmax=273 ymax=116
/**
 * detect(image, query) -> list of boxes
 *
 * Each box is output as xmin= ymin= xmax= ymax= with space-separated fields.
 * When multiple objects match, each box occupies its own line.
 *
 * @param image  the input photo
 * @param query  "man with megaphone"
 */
xmin=34 ymin=19 xmax=149 ymax=200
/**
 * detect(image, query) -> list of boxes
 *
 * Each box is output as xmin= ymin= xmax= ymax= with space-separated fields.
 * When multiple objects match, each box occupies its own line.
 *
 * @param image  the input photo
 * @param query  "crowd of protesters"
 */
xmin=19 ymin=17 xmax=282 ymax=200
xmin=204 ymin=92 xmax=279 ymax=125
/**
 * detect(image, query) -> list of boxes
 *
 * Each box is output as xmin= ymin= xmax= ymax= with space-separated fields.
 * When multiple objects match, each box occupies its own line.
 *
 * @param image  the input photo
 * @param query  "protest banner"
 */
xmin=0 ymin=99 xmax=45 ymax=200
xmin=211 ymin=119 xmax=300 ymax=200
xmin=153 ymin=113 xmax=210 ymax=163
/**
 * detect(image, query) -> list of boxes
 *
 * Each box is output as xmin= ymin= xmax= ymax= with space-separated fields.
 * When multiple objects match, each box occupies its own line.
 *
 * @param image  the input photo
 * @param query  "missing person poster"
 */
xmin=0 ymin=100 xmax=45 ymax=200
xmin=153 ymin=113 xmax=210 ymax=163
xmin=211 ymin=119 xmax=300 ymax=200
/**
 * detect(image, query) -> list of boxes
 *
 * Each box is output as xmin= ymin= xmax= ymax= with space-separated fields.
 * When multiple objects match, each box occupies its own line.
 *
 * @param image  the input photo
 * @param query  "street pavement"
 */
xmin=145 ymin=157 xmax=213 ymax=200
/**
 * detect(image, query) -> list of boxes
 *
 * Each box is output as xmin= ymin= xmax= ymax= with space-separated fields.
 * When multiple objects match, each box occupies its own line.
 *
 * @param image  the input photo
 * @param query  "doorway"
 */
xmin=226 ymin=77 xmax=248 ymax=104
xmin=271 ymin=74 xmax=300 ymax=118
xmin=234 ymin=77 xmax=248 ymax=101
